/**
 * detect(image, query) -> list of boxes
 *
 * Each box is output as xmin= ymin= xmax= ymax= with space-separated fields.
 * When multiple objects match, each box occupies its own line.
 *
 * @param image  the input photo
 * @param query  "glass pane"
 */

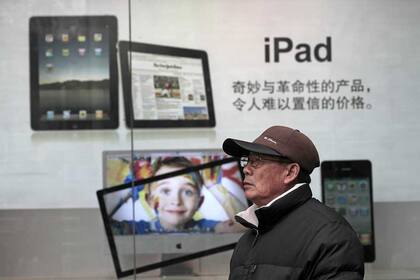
xmin=0 ymin=1 xmax=129 ymax=279
xmin=3 ymin=1 xmax=420 ymax=279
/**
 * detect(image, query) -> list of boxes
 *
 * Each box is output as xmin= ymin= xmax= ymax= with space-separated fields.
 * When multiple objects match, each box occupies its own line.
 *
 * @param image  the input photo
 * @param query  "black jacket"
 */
xmin=229 ymin=184 xmax=364 ymax=280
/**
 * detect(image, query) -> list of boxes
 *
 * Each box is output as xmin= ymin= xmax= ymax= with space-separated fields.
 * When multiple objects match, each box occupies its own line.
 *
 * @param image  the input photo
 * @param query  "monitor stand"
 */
xmin=160 ymin=253 xmax=198 ymax=278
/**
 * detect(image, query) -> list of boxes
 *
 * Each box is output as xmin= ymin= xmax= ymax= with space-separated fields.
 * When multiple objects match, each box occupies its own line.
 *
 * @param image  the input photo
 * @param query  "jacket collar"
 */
xmin=235 ymin=184 xmax=313 ymax=232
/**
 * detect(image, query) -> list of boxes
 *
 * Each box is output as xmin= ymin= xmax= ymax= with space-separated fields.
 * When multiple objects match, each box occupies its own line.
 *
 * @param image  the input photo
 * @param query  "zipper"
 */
xmin=251 ymin=229 xmax=259 ymax=248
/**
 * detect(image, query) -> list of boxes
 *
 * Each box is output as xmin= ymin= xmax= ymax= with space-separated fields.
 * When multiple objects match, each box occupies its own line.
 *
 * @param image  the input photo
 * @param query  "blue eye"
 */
xmin=185 ymin=190 xmax=193 ymax=196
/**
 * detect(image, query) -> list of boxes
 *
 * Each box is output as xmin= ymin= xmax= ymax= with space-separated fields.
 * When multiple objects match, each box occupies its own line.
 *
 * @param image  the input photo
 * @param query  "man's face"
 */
xmin=148 ymin=166 xmax=202 ymax=230
xmin=242 ymin=153 xmax=291 ymax=207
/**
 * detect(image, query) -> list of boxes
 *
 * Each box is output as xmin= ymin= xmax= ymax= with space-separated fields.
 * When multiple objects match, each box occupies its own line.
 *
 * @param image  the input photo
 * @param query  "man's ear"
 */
xmin=284 ymin=163 xmax=300 ymax=185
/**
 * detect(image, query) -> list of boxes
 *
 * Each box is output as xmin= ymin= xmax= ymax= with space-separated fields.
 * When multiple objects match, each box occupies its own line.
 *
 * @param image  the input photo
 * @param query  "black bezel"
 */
xmin=118 ymin=41 xmax=216 ymax=128
xmin=97 ymin=157 xmax=242 ymax=278
xmin=321 ymin=160 xmax=375 ymax=263
xmin=29 ymin=16 xmax=119 ymax=130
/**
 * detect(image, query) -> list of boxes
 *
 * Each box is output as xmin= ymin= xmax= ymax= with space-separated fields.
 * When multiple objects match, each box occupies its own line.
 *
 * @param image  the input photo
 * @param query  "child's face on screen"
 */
xmin=148 ymin=166 xmax=203 ymax=230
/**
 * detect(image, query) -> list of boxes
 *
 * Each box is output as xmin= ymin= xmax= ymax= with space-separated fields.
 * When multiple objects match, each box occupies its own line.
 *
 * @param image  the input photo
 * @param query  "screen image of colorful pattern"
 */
xmin=102 ymin=151 xmax=248 ymax=235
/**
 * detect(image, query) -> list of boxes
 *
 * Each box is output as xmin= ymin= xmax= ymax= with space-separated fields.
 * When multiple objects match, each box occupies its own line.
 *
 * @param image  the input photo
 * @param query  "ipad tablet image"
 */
xmin=119 ymin=41 xmax=216 ymax=128
xmin=29 ymin=16 xmax=119 ymax=130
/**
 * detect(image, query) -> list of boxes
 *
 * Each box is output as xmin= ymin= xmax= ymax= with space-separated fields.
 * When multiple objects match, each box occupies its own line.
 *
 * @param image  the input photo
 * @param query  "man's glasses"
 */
xmin=239 ymin=153 xmax=292 ymax=168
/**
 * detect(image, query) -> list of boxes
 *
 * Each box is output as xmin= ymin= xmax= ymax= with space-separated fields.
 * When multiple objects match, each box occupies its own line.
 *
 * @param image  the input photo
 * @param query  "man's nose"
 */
xmin=243 ymin=164 xmax=253 ymax=176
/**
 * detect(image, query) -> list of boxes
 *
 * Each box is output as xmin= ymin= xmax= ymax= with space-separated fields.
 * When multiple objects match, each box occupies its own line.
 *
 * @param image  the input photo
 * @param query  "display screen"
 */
xmin=98 ymin=155 xmax=248 ymax=276
xmin=101 ymin=152 xmax=248 ymax=234
xmin=118 ymin=41 xmax=215 ymax=128
xmin=323 ymin=177 xmax=373 ymax=246
xmin=131 ymin=53 xmax=209 ymax=121
xmin=29 ymin=16 xmax=118 ymax=129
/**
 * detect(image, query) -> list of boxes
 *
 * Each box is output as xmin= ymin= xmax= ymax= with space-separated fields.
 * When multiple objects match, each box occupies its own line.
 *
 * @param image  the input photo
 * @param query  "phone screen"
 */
xmin=321 ymin=160 xmax=375 ymax=262
xmin=323 ymin=177 xmax=373 ymax=246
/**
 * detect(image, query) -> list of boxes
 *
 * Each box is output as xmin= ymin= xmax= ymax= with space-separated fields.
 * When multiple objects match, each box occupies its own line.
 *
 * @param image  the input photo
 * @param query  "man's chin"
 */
xmin=244 ymin=190 xmax=257 ymax=201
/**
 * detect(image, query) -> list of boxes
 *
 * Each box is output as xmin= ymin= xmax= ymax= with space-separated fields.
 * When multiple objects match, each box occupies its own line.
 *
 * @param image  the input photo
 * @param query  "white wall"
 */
xmin=129 ymin=0 xmax=420 ymax=202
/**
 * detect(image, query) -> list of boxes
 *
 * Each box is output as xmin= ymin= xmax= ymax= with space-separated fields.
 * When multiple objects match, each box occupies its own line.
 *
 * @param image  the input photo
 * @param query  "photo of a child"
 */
xmin=109 ymin=156 xmax=246 ymax=235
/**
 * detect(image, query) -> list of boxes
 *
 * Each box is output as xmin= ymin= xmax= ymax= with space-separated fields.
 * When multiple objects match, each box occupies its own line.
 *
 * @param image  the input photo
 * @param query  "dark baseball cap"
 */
xmin=222 ymin=126 xmax=320 ymax=174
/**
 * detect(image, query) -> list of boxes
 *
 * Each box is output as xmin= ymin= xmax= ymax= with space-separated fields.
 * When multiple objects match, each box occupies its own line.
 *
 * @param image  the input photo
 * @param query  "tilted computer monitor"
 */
xmin=99 ymin=150 xmax=248 ymax=277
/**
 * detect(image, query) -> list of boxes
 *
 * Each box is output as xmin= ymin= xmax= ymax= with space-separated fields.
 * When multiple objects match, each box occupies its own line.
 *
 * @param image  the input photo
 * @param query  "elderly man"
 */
xmin=223 ymin=125 xmax=364 ymax=280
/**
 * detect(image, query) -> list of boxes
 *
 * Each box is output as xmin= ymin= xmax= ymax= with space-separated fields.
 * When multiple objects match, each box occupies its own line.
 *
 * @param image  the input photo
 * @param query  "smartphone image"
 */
xmin=321 ymin=160 xmax=375 ymax=262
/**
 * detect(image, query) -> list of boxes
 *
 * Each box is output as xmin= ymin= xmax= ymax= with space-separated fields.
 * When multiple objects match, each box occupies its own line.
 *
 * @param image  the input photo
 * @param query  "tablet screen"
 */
xmin=29 ymin=16 xmax=118 ymax=130
xmin=119 ymin=41 xmax=216 ymax=128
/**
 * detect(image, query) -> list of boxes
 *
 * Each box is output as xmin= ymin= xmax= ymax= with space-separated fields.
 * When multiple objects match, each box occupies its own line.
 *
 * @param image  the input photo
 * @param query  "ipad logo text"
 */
xmin=264 ymin=36 xmax=332 ymax=63
xmin=153 ymin=63 xmax=182 ymax=70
